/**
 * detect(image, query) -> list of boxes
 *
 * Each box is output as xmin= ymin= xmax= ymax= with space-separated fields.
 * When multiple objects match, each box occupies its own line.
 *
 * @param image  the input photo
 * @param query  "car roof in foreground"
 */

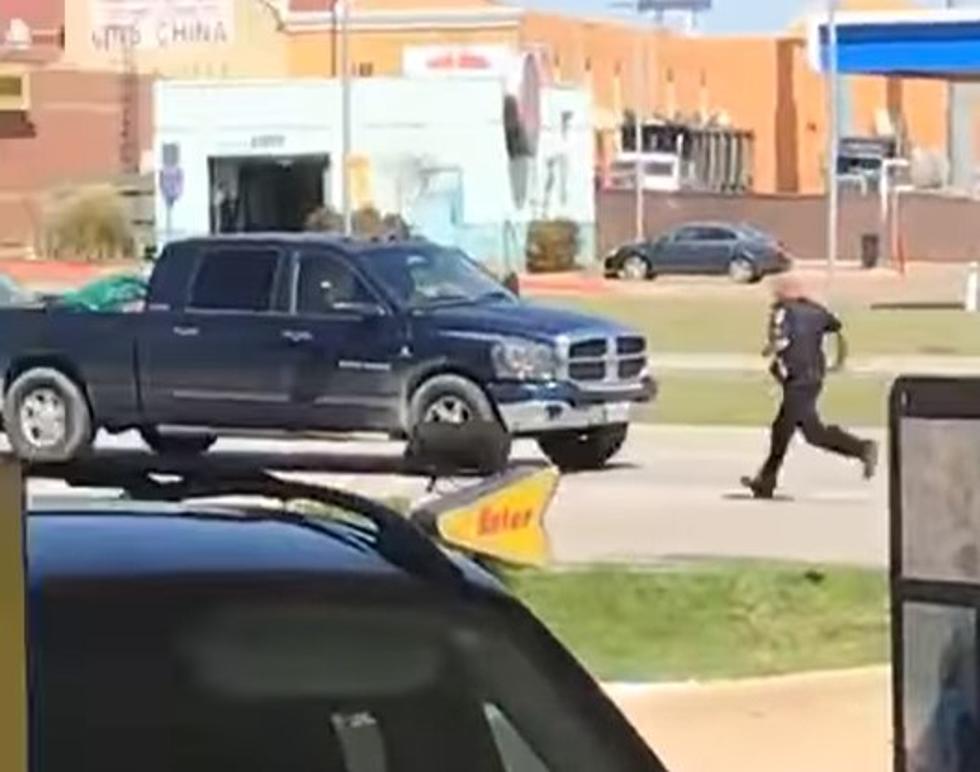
xmin=26 ymin=498 xmax=503 ymax=594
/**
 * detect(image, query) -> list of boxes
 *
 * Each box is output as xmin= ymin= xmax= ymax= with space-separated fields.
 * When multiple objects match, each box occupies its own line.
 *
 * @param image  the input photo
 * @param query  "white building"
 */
xmin=153 ymin=73 xmax=595 ymax=270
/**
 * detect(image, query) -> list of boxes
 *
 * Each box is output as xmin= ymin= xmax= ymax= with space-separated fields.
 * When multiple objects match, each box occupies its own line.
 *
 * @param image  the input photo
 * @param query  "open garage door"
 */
xmin=209 ymin=155 xmax=330 ymax=234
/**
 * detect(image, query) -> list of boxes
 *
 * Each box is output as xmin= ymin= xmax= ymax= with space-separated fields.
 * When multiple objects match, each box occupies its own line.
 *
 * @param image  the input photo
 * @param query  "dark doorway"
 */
xmin=209 ymin=155 xmax=330 ymax=233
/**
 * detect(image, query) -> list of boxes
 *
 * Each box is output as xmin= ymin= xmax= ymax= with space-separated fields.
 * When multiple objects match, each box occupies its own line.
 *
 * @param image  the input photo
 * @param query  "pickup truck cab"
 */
xmin=0 ymin=235 xmax=655 ymax=468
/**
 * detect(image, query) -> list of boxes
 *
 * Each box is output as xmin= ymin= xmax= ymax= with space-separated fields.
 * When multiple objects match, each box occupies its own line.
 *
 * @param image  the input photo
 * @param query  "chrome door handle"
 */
xmin=282 ymin=330 xmax=313 ymax=344
xmin=172 ymin=326 xmax=199 ymax=337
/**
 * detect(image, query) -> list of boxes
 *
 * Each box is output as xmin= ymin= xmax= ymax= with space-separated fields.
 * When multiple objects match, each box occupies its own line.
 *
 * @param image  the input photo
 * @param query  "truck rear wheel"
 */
xmin=538 ymin=424 xmax=628 ymax=472
xmin=4 ymin=367 xmax=93 ymax=462
xmin=140 ymin=427 xmax=217 ymax=457
xmin=406 ymin=374 xmax=511 ymax=473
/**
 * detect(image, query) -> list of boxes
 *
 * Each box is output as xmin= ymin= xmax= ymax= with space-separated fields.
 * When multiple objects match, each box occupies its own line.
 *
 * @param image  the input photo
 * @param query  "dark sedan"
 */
xmin=604 ymin=222 xmax=792 ymax=283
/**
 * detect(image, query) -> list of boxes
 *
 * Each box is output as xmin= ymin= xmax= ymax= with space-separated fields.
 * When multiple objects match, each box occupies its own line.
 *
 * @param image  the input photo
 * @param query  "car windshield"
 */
xmin=364 ymin=244 xmax=515 ymax=308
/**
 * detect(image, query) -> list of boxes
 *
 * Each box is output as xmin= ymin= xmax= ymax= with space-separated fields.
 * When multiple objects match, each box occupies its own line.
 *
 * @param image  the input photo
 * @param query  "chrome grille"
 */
xmin=564 ymin=335 xmax=648 ymax=385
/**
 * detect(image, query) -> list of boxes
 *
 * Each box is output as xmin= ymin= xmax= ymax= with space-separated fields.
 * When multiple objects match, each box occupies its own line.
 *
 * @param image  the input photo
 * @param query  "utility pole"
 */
xmin=339 ymin=0 xmax=353 ymax=236
xmin=826 ymin=0 xmax=840 ymax=276
xmin=632 ymin=7 xmax=645 ymax=242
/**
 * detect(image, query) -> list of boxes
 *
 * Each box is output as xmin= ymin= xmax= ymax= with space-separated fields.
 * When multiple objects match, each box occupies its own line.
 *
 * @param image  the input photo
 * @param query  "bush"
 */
xmin=44 ymin=185 xmax=135 ymax=262
xmin=526 ymin=219 xmax=580 ymax=273
xmin=305 ymin=205 xmax=411 ymax=240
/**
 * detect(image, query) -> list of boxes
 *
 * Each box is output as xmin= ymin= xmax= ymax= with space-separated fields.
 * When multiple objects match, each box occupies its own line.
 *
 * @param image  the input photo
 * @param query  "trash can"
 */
xmin=860 ymin=234 xmax=880 ymax=269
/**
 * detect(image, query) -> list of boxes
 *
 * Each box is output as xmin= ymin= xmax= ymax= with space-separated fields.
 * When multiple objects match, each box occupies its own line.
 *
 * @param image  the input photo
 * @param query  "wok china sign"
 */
xmin=89 ymin=0 xmax=234 ymax=50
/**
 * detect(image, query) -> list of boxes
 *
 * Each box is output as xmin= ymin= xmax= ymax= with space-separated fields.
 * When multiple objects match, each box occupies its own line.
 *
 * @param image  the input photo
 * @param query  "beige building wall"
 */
xmin=62 ymin=0 xmax=288 ymax=78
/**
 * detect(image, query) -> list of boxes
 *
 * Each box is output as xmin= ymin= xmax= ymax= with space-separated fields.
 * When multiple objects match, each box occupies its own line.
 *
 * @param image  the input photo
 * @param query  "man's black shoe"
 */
xmin=740 ymin=476 xmax=775 ymax=500
xmin=861 ymin=441 xmax=879 ymax=480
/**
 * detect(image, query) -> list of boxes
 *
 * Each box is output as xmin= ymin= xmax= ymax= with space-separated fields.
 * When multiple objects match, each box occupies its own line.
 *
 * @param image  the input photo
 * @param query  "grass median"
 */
xmin=637 ymin=371 xmax=891 ymax=427
xmin=546 ymin=295 xmax=980 ymax=357
xmin=506 ymin=563 xmax=888 ymax=682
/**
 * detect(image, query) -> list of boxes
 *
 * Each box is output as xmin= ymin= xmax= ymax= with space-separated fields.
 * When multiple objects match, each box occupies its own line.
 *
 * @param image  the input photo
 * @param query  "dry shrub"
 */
xmin=44 ymin=185 xmax=135 ymax=262
xmin=526 ymin=219 xmax=580 ymax=273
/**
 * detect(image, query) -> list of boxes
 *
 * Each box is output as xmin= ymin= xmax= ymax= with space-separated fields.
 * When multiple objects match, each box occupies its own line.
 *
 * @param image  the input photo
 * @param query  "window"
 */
xmin=190 ymin=248 xmax=279 ymax=312
xmin=701 ymin=227 xmax=735 ymax=241
xmin=675 ymin=227 xmax=733 ymax=242
xmin=298 ymin=252 xmax=377 ymax=314
xmin=37 ymin=589 xmax=663 ymax=772
xmin=362 ymin=245 xmax=513 ymax=309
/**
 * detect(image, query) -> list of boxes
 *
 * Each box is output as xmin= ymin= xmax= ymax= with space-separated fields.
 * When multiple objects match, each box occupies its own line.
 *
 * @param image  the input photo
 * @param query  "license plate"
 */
xmin=604 ymin=402 xmax=631 ymax=423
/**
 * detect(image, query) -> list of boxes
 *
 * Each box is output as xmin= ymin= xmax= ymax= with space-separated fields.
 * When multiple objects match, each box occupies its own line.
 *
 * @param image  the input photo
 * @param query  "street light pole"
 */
xmin=339 ymin=0 xmax=353 ymax=236
xmin=826 ymin=0 xmax=840 ymax=276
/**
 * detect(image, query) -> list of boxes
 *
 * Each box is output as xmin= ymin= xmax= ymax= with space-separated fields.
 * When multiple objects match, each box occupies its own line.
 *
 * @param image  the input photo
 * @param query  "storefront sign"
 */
xmin=403 ymin=45 xmax=513 ymax=78
xmin=90 ymin=0 xmax=234 ymax=51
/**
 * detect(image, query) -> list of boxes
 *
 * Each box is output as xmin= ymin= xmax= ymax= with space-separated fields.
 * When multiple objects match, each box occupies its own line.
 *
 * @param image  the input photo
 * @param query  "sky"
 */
xmin=517 ymin=0 xmax=953 ymax=35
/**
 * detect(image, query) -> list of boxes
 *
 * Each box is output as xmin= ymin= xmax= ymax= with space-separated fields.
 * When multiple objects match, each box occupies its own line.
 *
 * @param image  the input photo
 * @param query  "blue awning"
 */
xmin=808 ymin=9 xmax=980 ymax=78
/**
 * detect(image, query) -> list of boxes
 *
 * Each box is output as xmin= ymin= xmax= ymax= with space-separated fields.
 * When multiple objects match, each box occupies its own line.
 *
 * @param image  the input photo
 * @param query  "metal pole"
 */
xmin=946 ymin=0 xmax=957 ymax=188
xmin=826 ymin=0 xmax=839 ymax=275
xmin=340 ymin=0 xmax=353 ymax=236
xmin=633 ymin=1 xmax=645 ymax=242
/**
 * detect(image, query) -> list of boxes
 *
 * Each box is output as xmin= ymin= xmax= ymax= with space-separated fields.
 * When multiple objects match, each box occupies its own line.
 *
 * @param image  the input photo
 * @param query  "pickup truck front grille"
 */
xmin=564 ymin=335 xmax=648 ymax=385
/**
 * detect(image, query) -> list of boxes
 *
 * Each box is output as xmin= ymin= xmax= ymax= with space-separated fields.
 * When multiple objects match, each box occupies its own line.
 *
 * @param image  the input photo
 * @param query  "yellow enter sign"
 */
xmin=0 ymin=457 xmax=27 ymax=772
xmin=414 ymin=466 xmax=559 ymax=567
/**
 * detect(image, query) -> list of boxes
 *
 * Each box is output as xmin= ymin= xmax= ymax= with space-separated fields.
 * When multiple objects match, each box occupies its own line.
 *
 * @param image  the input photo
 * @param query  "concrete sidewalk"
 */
xmin=609 ymin=667 xmax=891 ymax=772
xmin=650 ymin=351 xmax=980 ymax=376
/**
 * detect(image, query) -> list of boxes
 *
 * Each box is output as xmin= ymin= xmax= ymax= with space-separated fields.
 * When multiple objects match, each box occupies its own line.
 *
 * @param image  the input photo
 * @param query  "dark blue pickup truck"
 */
xmin=0 ymin=235 xmax=655 ymax=469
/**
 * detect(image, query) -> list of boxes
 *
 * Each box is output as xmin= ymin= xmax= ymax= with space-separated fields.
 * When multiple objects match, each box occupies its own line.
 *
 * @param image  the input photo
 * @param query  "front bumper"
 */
xmin=489 ymin=377 xmax=657 ymax=436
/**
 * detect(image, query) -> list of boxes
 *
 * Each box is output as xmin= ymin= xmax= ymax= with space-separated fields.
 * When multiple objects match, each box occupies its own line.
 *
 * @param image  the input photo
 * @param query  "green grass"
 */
xmin=547 ymin=296 xmax=980 ymax=357
xmin=638 ymin=371 xmax=891 ymax=427
xmin=506 ymin=564 xmax=889 ymax=682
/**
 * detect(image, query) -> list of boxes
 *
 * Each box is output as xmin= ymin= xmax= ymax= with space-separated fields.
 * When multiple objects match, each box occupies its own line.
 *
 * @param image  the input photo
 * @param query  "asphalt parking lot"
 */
xmin=25 ymin=423 xmax=887 ymax=568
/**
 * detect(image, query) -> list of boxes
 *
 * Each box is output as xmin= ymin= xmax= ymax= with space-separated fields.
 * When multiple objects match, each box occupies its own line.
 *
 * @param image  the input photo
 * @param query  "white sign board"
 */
xmin=90 ymin=0 xmax=234 ymax=51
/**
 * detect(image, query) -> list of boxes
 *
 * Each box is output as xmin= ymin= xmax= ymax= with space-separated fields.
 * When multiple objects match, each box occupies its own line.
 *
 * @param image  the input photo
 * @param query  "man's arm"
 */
xmin=763 ymin=304 xmax=790 ymax=358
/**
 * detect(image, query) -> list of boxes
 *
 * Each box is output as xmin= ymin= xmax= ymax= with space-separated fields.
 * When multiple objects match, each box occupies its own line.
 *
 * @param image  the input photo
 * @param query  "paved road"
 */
xmin=25 ymin=424 xmax=888 ymax=568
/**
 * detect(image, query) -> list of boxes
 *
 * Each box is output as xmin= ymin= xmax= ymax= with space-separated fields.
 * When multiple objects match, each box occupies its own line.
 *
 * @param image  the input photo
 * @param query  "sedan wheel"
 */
xmin=728 ymin=257 xmax=756 ymax=284
xmin=620 ymin=254 xmax=649 ymax=281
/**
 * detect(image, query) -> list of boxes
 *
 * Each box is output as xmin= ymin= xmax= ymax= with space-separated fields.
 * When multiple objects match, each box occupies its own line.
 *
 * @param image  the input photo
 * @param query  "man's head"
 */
xmin=771 ymin=272 xmax=808 ymax=303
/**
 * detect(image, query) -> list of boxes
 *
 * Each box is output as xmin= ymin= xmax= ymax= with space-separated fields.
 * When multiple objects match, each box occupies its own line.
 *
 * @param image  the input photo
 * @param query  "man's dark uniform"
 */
xmin=742 ymin=296 xmax=877 ymax=499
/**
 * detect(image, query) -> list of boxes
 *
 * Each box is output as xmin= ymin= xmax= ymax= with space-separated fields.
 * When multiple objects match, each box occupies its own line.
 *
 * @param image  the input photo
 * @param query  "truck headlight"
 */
xmin=492 ymin=338 xmax=559 ymax=382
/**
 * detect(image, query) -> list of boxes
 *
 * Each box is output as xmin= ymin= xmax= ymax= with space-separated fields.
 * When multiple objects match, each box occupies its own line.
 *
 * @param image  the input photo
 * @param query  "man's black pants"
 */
xmin=759 ymin=380 xmax=866 ymax=485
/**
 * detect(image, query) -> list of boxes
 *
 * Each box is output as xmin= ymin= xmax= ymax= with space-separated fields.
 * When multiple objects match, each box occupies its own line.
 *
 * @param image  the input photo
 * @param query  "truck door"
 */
xmin=139 ymin=244 xmax=297 ymax=428
xmin=287 ymin=247 xmax=407 ymax=431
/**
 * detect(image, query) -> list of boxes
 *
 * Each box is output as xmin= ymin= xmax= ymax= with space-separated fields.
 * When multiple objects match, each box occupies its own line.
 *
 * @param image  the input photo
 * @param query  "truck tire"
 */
xmin=140 ymin=427 xmax=217 ymax=457
xmin=407 ymin=374 xmax=511 ymax=472
xmin=538 ymin=424 xmax=628 ymax=472
xmin=4 ymin=367 xmax=93 ymax=462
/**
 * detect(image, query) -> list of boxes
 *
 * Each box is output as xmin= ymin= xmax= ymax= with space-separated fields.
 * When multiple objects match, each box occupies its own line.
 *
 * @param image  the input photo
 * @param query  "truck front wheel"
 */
xmin=140 ymin=427 xmax=217 ymax=457
xmin=538 ymin=424 xmax=628 ymax=472
xmin=406 ymin=374 xmax=511 ymax=473
xmin=4 ymin=367 xmax=94 ymax=462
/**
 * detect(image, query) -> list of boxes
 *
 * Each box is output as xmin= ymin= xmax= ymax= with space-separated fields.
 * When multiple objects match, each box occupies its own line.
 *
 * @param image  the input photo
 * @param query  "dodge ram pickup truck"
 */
xmin=0 ymin=234 xmax=656 ymax=469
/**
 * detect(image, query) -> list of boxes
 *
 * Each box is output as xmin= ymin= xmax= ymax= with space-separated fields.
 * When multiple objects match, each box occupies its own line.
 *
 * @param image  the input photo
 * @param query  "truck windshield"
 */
xmin=35 ymin=583 xmax=665 ymax=772
xmin=364 ymin=245 xmax=515 ymax=308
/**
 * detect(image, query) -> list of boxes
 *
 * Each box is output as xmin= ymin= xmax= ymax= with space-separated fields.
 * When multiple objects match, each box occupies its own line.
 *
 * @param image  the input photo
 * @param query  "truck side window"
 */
xmin=298 ymin=253 xmax=375 ymax=314
xmin=190 ymin=248 xmax=279 ymax=312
